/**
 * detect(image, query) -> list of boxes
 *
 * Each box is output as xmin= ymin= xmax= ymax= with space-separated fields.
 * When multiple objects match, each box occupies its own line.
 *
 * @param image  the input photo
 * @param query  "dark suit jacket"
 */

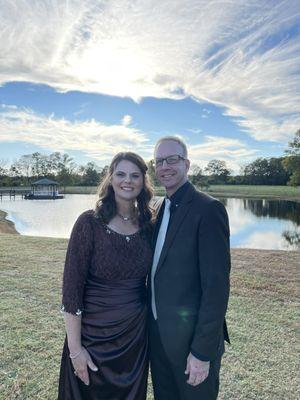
xmin=150 ymin=183 xmax=230 ymax=366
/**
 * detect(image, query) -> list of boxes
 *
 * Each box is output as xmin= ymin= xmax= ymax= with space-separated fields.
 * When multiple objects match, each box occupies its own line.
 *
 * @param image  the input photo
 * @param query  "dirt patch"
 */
xmin=0 ymin=210 xmax=19 ymax=235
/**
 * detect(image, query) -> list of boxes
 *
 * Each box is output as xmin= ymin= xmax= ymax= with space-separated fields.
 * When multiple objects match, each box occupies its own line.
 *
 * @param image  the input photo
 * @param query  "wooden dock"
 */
xmin=0 ymin=189 xmax=31 ymax=200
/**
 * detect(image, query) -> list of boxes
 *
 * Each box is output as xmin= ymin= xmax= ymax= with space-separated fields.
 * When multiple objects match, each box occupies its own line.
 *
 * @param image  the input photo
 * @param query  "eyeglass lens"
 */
xmin=155 ymin=155 xmax=183 ymax=166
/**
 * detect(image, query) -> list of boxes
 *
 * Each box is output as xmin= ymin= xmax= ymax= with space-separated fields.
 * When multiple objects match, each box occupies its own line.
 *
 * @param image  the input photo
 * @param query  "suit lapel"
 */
xmin=155 ymin=184 xmax=195 ymax=274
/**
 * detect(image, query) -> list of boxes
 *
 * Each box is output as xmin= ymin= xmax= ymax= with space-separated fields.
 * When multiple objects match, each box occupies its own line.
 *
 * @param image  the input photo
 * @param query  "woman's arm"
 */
xmin=61 ymin=212 xmax=98 ymax=385
xmin=64 ymin=312 xmax=82 ymax=354
xmin=63 ymin=312 xmax=98 ymax=386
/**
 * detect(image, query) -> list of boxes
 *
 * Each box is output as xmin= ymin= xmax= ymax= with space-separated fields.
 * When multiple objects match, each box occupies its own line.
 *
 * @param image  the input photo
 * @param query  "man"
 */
xmin=149 ymin=136 xmax=231 ymax=400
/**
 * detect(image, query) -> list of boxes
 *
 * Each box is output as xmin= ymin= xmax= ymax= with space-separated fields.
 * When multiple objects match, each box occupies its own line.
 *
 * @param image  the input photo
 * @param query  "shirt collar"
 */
xmin=168 ymin=181 xmax=190 ymax=206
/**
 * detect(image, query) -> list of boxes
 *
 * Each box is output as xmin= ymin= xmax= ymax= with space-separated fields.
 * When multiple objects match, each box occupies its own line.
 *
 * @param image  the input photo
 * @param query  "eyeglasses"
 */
xmin=154 ymin=154 xmax=186 ymax=167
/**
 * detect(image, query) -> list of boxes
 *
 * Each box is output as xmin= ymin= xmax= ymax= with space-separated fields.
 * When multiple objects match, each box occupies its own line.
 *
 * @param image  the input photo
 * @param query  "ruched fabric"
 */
xmin=58 ymin=276 xmax=149 ymax=400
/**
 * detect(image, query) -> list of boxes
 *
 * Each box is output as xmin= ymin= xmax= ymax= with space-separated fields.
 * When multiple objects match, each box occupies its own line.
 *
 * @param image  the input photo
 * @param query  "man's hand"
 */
xmin=185 ymin=352 xmax=210 ymax=386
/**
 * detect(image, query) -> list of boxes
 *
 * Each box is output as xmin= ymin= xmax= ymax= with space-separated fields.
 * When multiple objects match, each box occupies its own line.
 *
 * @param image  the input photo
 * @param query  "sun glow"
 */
xmin=69 ymin=40 xmax=150 ymax=99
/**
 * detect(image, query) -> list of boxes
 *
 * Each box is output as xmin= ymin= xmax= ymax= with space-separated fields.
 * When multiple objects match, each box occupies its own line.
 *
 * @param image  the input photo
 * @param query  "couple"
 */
xmin=58 ymin=136 xmax=231 ymax=400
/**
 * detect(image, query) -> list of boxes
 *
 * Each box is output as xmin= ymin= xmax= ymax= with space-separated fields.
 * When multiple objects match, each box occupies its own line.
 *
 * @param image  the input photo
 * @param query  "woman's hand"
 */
xmin=71 ymin=347 xmax=98 ymax=386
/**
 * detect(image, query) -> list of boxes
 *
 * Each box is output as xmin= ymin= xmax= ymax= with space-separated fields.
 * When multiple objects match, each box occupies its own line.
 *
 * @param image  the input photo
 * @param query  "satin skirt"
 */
xmin=58 ymin=277 xmax=149 ymax=400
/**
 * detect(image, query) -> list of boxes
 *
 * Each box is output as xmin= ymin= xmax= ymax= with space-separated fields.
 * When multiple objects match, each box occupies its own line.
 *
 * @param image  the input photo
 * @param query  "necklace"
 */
xmin=117 ymin=212 xmax=133 ymax=221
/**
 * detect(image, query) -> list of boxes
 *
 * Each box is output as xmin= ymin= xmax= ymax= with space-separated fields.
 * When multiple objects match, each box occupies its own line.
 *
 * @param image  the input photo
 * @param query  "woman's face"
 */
xmin=111 ymin=159 xmax=144 ymax=203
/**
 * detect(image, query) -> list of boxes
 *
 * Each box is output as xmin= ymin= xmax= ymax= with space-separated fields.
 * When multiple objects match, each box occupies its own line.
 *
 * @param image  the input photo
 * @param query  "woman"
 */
xmin=58 ymin=152 xmax=153 ymax=400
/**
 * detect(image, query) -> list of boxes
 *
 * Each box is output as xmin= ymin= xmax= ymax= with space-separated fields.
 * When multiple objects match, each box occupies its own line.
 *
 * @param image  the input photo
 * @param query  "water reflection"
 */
xmin=235 ymin=230 xmax=297 ymax=251
xmin=218 ymin=198 xmax=254 ymax=235
xmin=222 ymin=198 xmax=300 ymax=250
xmin=282 ymin=230 xmax=300 ymax=247
xmin=243 ymin=199 xmax=300 ymax=249
xmin=242 ymin=199 xmax=300 ymax=225
xmin=0 ymin=194 xmax=97 ymax=238
xmin=0 ymin=195 xmax=299 ymax=250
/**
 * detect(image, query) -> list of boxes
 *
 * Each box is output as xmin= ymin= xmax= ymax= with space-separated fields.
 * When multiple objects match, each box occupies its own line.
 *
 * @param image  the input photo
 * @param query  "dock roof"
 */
xmin=32 ymin=178 xmax=59 ymax=185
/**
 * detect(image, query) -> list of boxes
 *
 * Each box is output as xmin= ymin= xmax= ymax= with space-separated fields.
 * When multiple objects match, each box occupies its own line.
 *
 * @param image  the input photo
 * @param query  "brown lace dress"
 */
xmin=58 ymin=210 xmax=152 ymax=400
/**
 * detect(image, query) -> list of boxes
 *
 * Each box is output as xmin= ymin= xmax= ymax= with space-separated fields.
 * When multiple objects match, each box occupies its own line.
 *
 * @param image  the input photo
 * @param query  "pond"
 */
xmin=0 ymin=195 xmax=299 ymax=250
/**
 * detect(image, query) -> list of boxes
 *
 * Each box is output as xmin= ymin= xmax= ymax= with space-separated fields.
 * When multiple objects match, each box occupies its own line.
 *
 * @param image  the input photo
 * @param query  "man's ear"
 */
xmin=185 ymin=159 xmax=191 ymax=172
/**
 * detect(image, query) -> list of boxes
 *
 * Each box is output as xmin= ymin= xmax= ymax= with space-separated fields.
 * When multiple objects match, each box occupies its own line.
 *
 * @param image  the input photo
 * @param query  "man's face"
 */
xmin=154 ymin=140 xmax=190 ymax=196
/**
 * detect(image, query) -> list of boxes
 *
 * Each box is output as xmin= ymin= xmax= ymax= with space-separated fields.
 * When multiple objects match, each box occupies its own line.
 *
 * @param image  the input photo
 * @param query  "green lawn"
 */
xmin=0 ymin=235 xmax=299 ymax=399
xmin=62 ymin=185 xmax=300 ymax=201
xmin=206 ymin=184 xmax=300 ymax=200
xmin=2 ymin=184 xmax=300 ymax=200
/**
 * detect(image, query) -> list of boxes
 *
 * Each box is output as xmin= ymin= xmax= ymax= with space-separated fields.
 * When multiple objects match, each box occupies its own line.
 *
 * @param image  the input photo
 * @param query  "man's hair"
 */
xmin=155 ymin=136 xmax=188 ymax=158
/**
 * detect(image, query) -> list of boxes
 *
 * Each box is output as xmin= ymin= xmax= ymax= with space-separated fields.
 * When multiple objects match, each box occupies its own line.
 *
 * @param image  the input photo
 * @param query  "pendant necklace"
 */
xmin=117 ymin=212 xmax=133 ymax=221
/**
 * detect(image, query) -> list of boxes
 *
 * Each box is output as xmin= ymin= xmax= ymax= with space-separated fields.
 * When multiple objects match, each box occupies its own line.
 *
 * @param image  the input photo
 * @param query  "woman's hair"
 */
xmin=94 ymin=152 xmax=153 ymax=236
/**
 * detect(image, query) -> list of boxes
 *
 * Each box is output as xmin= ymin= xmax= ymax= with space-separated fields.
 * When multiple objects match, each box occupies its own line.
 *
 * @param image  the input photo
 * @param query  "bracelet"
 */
xmin=69 ymin=348 xmax=83 ymax=359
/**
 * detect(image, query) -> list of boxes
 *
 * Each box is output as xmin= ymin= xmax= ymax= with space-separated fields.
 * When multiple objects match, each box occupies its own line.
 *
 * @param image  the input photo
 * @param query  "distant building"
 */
xmin=24 ymin=178 xmax=64 ymax=200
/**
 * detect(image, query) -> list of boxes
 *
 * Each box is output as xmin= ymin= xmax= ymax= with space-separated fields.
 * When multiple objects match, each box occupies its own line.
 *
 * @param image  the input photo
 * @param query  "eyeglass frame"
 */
xmin=154 ymin=154 xmax=186 ymax=167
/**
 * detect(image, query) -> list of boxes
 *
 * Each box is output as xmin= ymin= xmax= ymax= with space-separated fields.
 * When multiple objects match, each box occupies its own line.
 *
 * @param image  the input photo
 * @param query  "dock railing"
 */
xmin=0 ymin=189 xmax=31 ymax=200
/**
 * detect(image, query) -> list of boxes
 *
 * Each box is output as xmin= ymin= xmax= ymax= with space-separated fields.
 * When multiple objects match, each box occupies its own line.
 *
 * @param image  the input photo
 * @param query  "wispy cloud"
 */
xmin=201 ymin=108 xmax=211 ymax=118
xmin=188 ymin=135 xmax=259 ymax=173
xmin=1 ymin=0 xmax=299 ymax=143
xmin=187 ymin=128 xmax=202 ymax=134
xmin=0 ymin=104 xmax=255 ymax=172
xmin=0 ymin=104 xmax=151 ymax=163
xmin=73 ymin=102 xmax=89 ymax=117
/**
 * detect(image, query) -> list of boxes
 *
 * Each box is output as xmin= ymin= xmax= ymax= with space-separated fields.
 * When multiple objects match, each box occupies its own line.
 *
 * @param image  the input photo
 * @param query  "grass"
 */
xmin=205 ymin=185 xmax=300 ymax=200
xmin=2 ymin=184 xmax=300 ymax=200
xmin=61 ymin=185 xmax=300 ymax=201
xmin=0 ymin=235 xmax=299 ymax=399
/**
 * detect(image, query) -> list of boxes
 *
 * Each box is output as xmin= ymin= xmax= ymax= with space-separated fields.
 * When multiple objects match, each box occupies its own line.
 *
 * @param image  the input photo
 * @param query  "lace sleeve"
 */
xmin=61 ymin=211 xmax=94 ymax=315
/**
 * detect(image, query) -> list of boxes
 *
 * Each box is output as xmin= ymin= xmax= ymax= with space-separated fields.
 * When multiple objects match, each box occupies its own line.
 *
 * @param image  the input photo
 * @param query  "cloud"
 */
xmin=0 ymin=104 xmax=151 ymax=163
xmin=201 ymin=108 xmax=211 ymax=118
xmin=1 ymin=103 xmax=17 ymax=110
xmin=73 ymin=102 xmax=89 ymax=117
xmin=187 ymin=128 xmax=202 ymax=134
xmin=1 ymin=0 xmax=299 ymax=142
xmin=188 ymin=135 xmax=259 ymax=173
xmin=1 ymin=105 xmax=255 ymax=172
xmin=122 ymin=114 xmax=132 ymax=126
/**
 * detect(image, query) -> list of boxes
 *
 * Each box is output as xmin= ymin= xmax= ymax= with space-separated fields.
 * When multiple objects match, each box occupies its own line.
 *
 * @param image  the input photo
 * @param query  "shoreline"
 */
xmin=0 ymin=210 xmax=19 ymax=235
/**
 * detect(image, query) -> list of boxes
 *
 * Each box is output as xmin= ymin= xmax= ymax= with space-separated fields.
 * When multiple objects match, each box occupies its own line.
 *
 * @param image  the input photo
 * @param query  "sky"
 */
xmin=0 ymin=0 xmax=299 ymax=174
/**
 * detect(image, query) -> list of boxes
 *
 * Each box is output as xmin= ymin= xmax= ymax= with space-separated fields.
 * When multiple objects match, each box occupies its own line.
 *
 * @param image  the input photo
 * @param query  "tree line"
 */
xmin=0 ymin=130 xmax=299 ymax=187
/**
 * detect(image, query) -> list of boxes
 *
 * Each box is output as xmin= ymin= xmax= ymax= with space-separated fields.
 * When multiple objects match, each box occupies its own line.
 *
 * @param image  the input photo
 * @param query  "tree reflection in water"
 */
xmin=243 ymin=199 xmax=300 ymax=225
xmin=243 ymin=199 xmax=300 ymax=249
xmin=282 ymin=231 xmax=300 ymax=248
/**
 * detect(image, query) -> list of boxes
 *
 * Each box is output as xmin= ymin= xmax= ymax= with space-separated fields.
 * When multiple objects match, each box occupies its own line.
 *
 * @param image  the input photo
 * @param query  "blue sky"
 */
xmin=0 ymin=0 xmax=299 ymax=173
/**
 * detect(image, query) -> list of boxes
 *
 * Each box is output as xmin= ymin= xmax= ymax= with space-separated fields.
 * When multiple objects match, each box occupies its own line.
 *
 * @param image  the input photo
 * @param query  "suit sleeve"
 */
xmin=190 ymin=200 xmax=231 ymax=360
